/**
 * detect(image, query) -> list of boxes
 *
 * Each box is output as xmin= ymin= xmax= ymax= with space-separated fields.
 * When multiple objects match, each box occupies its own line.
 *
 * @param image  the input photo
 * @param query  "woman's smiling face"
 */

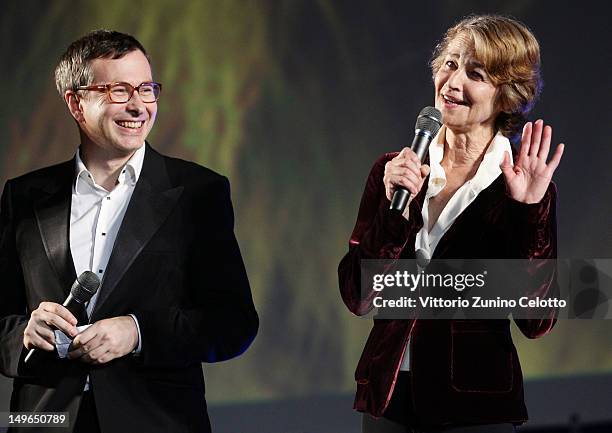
xmin=434 ymin=34 xmax=500 ymax=136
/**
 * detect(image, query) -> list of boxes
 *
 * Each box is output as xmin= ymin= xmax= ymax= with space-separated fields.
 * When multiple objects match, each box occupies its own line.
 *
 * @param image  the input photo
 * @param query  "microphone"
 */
xmin=390 ymin=106 xmax=443 ymax=212
xmin=24 ymin=271 xmax=100 ymax=364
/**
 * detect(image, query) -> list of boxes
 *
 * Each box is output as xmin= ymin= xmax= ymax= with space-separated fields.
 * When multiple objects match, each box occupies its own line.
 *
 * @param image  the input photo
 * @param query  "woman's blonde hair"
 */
xmin=431 ymin=15 xmax=542 ymax=140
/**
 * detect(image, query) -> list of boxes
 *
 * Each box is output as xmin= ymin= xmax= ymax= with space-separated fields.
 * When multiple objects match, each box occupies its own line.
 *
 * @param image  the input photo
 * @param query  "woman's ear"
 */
xmin=65 ymin=90 xmax=85 ymax=123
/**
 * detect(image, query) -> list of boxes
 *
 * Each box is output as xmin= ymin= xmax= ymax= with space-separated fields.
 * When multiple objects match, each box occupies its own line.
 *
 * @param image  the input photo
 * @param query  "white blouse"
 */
xmin=400 ymin=126 xmax=513 ymax=371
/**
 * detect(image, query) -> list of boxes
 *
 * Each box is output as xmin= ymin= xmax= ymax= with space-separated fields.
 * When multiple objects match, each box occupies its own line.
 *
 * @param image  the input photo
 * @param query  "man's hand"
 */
xmin=24 ymin=302 xmax=78 ymax=352
xmin=68 ymin=316 xmax=138 ymax=364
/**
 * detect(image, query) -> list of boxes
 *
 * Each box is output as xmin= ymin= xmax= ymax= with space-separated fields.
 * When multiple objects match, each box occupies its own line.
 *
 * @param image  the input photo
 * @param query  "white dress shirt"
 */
xmin=55 ymin=144 xmax=145 ymax=386
xmin=399 ymin=127 xmax=513 ymax=371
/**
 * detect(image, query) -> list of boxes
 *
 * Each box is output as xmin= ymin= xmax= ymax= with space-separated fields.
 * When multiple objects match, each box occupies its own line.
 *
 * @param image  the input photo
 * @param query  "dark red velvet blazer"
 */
xmin=338 ymin=152 xmax=558 ymax=427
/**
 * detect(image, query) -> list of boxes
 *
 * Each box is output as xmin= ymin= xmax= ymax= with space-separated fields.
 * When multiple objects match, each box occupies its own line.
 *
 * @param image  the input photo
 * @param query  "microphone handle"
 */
xmin=389 ymin=131 xmax=433 ymax=213
xmin=390 ymin=188 xmax=411 ymax=213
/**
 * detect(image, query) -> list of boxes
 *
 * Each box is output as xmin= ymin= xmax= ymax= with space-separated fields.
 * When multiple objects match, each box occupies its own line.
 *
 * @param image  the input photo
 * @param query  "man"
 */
xmin=0 ymin=30 xmax=258 ymax=433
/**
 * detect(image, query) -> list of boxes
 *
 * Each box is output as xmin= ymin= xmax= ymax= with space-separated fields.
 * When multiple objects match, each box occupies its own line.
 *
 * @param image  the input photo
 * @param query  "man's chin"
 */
xmin=112 ymin=136 xmax=146 ymax=151
xmin=100 ymin=141 xmax=144 ymax=159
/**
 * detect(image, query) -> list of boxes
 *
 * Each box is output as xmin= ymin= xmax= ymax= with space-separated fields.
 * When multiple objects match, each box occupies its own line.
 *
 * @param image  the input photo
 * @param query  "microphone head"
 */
xmin=71 ymin=271 xmax=101 ymax=303
xmin=415 ymin=106 xmax=443 ymax=138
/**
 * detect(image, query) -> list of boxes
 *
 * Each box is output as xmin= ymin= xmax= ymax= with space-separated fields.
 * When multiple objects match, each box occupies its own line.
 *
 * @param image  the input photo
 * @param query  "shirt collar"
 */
xmin=426 ymin=126 xmax=513 ymax=198
xmin=74 ymin=144 xmax=146 ymax=194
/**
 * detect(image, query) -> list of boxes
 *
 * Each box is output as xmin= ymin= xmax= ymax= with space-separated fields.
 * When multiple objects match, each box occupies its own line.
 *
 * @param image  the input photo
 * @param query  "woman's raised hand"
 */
xmin=500 ymin=119 xmax=564 ymax=204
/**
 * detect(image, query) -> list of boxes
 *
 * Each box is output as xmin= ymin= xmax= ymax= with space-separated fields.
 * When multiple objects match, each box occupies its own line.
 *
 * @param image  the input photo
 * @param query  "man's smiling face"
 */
xmin=75 ymin=49 xmax=157 ymax=157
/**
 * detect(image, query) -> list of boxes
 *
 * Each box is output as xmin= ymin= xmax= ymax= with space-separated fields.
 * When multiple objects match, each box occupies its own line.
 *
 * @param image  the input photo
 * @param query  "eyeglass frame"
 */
xmin=75 ymin=81 xmax=162 ymax=104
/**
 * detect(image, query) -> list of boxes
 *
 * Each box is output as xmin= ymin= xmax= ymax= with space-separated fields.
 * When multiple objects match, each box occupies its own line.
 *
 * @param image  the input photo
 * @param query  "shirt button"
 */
xmin=98 ymin=269 xmax=103 ymax=273
xmin=106 ymin=197 xmax=111 ymax=200
xmin=101 ymin=233 xmax=106 ymax=236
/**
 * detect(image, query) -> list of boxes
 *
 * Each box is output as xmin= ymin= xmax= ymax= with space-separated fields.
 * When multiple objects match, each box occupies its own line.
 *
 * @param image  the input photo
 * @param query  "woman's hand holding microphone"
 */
xmin=383 ymin=147 xmax=430 ymax=216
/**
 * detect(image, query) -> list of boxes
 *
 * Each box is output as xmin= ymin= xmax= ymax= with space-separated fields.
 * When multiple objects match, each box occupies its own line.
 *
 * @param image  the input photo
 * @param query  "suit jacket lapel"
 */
xmin=91 ymin=145 xmax=183 ymax=318
xmin=33 ymin=160 xmax=77 ymax=299
xmin=431 ymin=174 xmax=506 ymax=259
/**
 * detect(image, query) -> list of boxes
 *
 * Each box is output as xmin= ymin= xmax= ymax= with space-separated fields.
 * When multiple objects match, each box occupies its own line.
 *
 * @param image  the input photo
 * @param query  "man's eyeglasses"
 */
xmin=76 ymin=82 xmax=162 ymax=103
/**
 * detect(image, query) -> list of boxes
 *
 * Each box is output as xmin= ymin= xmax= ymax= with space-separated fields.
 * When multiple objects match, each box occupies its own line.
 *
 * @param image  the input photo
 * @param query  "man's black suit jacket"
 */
xmin=0 ymin=143 xmax=259 ymax=433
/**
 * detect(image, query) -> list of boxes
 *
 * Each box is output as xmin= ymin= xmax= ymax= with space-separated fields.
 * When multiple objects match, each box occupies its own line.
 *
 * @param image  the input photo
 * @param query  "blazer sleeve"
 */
xmin=133 ymin=176 xmax=258 ymax=368
xmin=0 ymin=180 xmax=29 ymax=378
xmin=338 ymin=154 xmax=423 ymax=316
xmin=506 ymin=182 xmax=559 ymax=339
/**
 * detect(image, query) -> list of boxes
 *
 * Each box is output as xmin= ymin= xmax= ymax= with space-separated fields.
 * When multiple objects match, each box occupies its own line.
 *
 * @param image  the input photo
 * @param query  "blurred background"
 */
xmin=1 ymin=1 xmax=610 ymax=432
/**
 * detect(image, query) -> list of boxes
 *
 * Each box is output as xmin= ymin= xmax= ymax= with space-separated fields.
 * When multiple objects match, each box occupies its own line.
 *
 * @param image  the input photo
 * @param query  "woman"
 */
xmin=339 ymin=15 xmax=564 ymax=433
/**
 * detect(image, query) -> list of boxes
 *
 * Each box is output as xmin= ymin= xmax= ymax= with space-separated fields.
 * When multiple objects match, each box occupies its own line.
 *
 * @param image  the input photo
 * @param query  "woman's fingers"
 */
xmin=537 ymin=125 xmax=552 ymax=162
xmin=529 ymin=119 xmax=544 ymax=157
xmin=519 ymin=120 xmax=564 ymax=174
xmin=545 ymin=143 xmax=565 ymax=176
xmin=397 ymin=147 xmax=411 ymax=158
xmin=519 ymin=122 xmax=532 ymax=163
xmin=396 ymin=147 xmax=421 ymax=166
xmin=384 ymin=159 xmax=425 ymax=197
xmin=389 ymin=162 xmax=422 ymax=181
xmin=388 ymin=174 xmax=420 ymax=195
xmin=518 ymin=121 xmax=564 ymax=174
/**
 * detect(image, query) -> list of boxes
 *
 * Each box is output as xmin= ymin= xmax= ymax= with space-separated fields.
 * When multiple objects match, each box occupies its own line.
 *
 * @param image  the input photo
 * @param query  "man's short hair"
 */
xmin=54 ymin=29 xmax=149 ymax=97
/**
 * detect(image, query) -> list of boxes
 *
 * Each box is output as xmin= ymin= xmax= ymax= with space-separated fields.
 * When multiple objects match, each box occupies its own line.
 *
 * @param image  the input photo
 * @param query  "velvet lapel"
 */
xmin=33 ymin=160 xmax=77 ymax=299
xmin=91 ymin=144 xmax=183 ymax=319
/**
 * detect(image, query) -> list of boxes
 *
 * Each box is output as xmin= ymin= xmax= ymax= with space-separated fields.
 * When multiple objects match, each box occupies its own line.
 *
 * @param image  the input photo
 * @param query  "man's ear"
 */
xmin=65 ymin=91 xmax=85 ymax=123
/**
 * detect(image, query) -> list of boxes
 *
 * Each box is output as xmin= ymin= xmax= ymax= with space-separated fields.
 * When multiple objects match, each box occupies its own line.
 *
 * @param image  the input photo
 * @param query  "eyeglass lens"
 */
xmin=109 ymin=83 xmax=160 ymax=103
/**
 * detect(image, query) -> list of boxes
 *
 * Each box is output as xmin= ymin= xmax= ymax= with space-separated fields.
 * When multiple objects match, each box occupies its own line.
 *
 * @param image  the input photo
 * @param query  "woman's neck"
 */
xmin=442 ymin=126 xmax=496 ymax=171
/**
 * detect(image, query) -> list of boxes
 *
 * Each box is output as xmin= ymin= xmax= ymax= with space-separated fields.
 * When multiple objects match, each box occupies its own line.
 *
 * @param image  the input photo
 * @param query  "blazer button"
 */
xmin=357 ymin=379 xmax=369 ymax=385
